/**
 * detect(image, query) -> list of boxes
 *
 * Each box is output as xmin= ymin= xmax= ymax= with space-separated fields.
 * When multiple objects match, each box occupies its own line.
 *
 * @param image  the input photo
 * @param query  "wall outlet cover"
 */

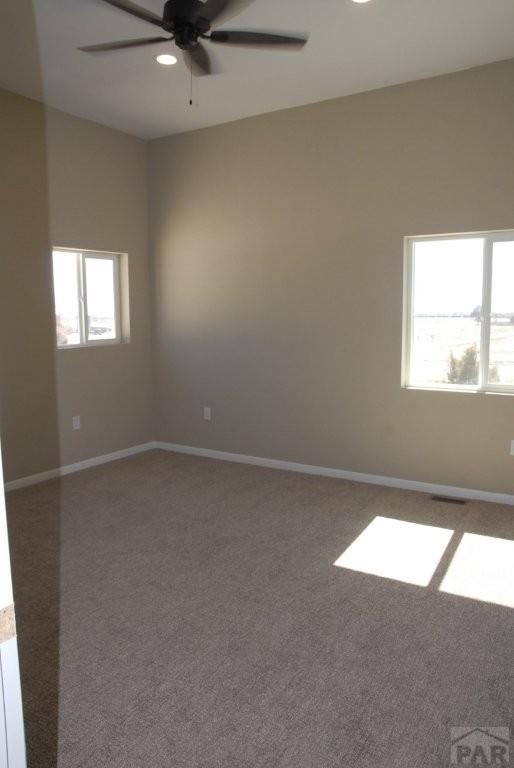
xmin=72 ymin=416 xmax=81 ymax=431
xmin=203 ymin=407 xmax=211 ymax=422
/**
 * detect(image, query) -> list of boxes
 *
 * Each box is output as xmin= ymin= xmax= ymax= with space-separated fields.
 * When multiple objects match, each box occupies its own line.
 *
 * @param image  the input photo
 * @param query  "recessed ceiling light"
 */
xmin=156 ymin=54 xmax=177 ymax=66
xmin=352 ymin=0 xmax=372 ymax=3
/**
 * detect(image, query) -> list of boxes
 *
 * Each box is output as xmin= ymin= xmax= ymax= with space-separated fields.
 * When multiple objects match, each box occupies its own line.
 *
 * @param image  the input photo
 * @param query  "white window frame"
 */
xmin=53 ymin=248 xmax=122 ymax=349
xmin=403 ymin=229 xmax=514 ymax=394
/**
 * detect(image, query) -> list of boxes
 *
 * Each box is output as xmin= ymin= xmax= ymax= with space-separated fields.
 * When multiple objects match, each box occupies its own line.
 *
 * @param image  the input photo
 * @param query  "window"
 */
xmin=52 ymin=249 xmax=122 ymax=348
xmin=403 ymin=231 xmax=514 ymax=392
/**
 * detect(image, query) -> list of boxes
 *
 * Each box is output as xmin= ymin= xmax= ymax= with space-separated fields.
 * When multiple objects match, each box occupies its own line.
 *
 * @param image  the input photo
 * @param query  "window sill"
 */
xmin=403 ymin=385 xmax=514 ymax=396
xmin=57 ymin=340 xmax=127 ymax=350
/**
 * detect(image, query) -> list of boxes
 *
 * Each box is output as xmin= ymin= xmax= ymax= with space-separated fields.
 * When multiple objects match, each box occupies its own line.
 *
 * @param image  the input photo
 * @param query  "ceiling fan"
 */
xmin=79 ymin=0 xmax=308 ymax=76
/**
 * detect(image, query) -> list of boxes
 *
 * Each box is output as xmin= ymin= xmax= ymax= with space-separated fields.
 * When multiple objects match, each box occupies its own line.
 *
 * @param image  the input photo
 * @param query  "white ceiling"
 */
xmin=2 ymin=0 xmax=514 ymax=139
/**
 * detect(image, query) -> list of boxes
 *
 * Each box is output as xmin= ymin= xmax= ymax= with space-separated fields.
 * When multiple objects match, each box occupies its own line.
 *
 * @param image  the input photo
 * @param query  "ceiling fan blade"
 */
xmin=79 ymin=36 xmax=171 ymax=53
xmin=200 ymin=0 xmax=256 ymax=28
xmin=97 ymin=0 xmax=164 ymax=28
xmin=210 ymin=30 xmax=307 ymax=49
xmin=182 ymin=43 xmax=212 ymax=76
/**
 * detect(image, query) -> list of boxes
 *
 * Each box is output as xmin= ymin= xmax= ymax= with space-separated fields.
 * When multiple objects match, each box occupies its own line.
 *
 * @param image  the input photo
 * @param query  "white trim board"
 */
xmin=155 ymin=442 xmax=514 ymax=507
xmin=4 ymin=440 xmax=513 ymax=507
xmin=4 ymin=442 xmax=157 ymax=492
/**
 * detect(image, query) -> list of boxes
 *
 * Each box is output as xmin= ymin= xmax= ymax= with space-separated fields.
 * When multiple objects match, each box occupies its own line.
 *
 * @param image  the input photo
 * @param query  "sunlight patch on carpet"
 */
xmin=439 ymin=533 xmax=514 ymax=609
xmin=334 ymin=516 xmax=454 ymax=587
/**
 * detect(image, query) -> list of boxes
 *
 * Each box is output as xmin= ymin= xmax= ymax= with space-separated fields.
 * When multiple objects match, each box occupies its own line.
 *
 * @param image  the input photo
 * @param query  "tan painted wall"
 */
xmin=2 ymin=59 xmax=514 ymax=492
xmin=46 ymin=108 xmax=154 ymax=468
xmin=0 ymin=90 xmax=59 ymax=482
xmin=149 ymin=59 xmax=514 ymax=495
xmin=0 ymin=89 xmax=155 ymax=481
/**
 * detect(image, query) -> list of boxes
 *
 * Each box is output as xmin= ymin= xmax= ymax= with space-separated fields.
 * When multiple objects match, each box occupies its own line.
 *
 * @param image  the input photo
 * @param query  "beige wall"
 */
xmin=149 ymin=59 xmax=514 ymax=495
xmin=46 ymin=108 xmax=154 ymax=467
xmin=0 ymin=89 xmax=155 ymax=481
xmin=2 ymin=59 xmax=514 ymax=493
xmin=0 ymin=90 xmax=59 ymax=482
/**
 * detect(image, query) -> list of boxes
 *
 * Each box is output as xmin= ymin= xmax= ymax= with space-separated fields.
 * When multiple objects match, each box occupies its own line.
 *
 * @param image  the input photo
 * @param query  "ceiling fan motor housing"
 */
xmin=163 ymin=0 xmax=211 ymax=48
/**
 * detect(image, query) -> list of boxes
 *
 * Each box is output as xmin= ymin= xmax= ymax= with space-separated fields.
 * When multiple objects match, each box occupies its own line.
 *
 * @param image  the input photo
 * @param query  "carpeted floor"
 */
xmin=6 ymin=450 xmax=514 ymax=767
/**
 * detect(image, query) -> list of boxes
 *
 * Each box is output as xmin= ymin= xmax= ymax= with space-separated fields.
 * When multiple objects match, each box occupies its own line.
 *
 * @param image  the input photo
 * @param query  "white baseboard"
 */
xmin=155 ymin=441 xmax=514 ymax=507
xmin=4 ymin=442 xmax=158 ymax=492
xmin=5 ymin=439 xmax=513 ymax=507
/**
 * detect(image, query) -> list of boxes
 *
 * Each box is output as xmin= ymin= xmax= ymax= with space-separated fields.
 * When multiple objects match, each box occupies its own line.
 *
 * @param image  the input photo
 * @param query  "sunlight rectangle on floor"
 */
xmin=439 ymin=533 xmax=514 ymax=609
xmin=334 ymin=516 xmax=454 ymax=587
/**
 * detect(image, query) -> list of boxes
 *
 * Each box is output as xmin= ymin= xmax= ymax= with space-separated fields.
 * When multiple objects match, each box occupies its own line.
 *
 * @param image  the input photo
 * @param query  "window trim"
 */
xmin=53 ymin=247 xmax=123 ymax=350
xmin=402 ymin=229 xmax=514 ymax=394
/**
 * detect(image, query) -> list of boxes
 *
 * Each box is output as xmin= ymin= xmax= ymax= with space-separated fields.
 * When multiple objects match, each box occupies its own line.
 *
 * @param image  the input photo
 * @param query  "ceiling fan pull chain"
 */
xmin=189 ymin=57 xmax=193 ymax=105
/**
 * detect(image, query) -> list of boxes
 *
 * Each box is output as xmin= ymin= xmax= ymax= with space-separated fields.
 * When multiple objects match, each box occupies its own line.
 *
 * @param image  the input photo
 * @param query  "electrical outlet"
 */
xmin=72 ymin=415 xmax=81 ymax=431
xmin=203 ymin=407 xmax=212 ymax=422
xmin=511 ymin=440 xmax=514 ymax=456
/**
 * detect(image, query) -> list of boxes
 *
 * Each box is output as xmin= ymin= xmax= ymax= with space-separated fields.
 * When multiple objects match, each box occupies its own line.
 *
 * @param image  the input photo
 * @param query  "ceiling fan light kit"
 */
xmin=156 ymin=53 xmax=177 ymax=65
xmin=80 ymin=0 xmax=309 ymax=79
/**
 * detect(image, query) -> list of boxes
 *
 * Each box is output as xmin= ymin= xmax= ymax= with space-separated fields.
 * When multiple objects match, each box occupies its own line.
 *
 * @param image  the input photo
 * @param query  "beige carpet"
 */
xmin=6 ymin=450 xmax=514 ymax=767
